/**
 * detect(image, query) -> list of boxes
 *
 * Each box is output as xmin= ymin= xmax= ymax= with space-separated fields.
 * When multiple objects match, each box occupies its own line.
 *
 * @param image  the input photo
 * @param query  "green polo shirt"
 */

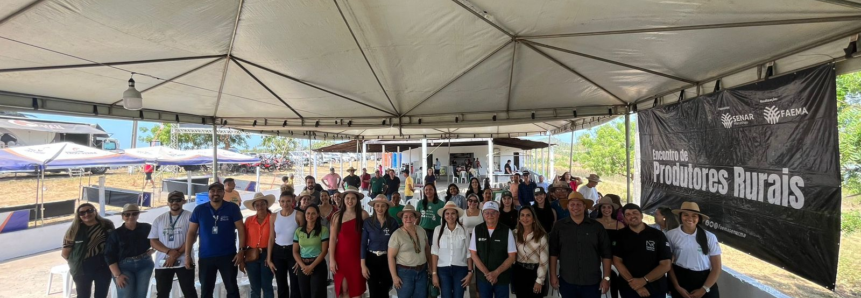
xmin=370 ymin=176 xmax=385 ymax=194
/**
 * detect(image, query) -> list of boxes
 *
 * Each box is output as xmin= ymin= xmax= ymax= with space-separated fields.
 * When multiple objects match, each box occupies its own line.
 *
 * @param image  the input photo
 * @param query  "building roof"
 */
xmin=314 ymin=138 xmax=549 ymax=153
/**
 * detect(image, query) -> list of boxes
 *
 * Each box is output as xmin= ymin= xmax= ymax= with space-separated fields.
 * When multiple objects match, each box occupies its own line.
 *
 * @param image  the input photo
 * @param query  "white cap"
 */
xmin=482 ymin=201 xmax=499 ymax=212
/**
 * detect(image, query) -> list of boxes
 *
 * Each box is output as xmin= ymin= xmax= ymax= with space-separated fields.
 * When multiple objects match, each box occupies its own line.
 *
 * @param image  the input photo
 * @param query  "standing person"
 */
xmin=512 ymin=207 xmax=550 ymax=298
xmin=548 ymin=192 xmax=610 ymax=298
xmin=105 ymin=204 xmax=154 ymax=298
xmin=479 ymin=188 xmax=494 ymax=210
xmin=654 ymin=207 xmax=680 ymax=233
xmin=319 ymin=191 xmax=338 ymax=228
xmin=304 ymin=176 xmax=324 ymax=205
xmin=323 ymin=167 xmax=342 ymax=196
xmin=536 ymin=175 xmax=550 ymax=193
xmin=361 ymin=168 xmax=372 ymax=193
xmin=267 ymin=191 xmax=304 ymax=298
xmin=403 ymin=170 xmax=416 ymax=201
xmin=298 ymin=192 xmax=314 ymax=211
xmin=388 ymin=205 xmax=432 ymax=298
xmin=332 ymin=190 xmax=344 ymax=210
xmin=460 ymin=193 xmax=484 ymax=298
xmin=223 ymin=178 xmax=242 ymax=205
xmin=445 ymin=184 xmax=467 ymax=209
xmin=431 ymin=202 xmax=473 ymax=298
xmin=143 ymin=163 xmax=155 ymax=189
xmin=330 ymin=186 xmax=370 ymax=298
xmin=504 ymin=160 xmax=512 ymax=174
xmin=435 ymin=158 xmax=441 ymax=177
xmin=185 ymin=183 xmax=246 ymax=298
xmin=244 ymin=193 xmax=277 ymax=298
xmin=293 ymin=205 xmax=330 ymax=298
xmin=389 ymin=193 xmax=406 ymax=225
xmin=464 ymin=178 xmax=482 ymax=198
xmin=596 ymin=196 xmax=624 ymax=298
xmin=518 ymin=171 xmax=538 ymax=207
xmin=469 ymin=201 xmax=517 ymax=298
xmin=548 ymin=181 xmax=571 ymax=220
xmin=419 ymin=184 xmax=446 ymax=245
xmin=282 ymin=176 xmax=292 ymax=188
xmin=425 ymin=168 xmax=437 ymax=187
xmin=577 ymin=174 xmax=601 ymax=207
xmin=667 ymin=202 xmax=722 ymax=298
xmin=384 ymin=169 xmax=401 ymax=201
xmin=531 ymin=188 xmax=557 ymax=235
xmin=613 ymin=204 xmax=672 ymax=298
xmin=343 ymin=167 xmax=361 ymax=190
xmin=149 ymin=192 xmax=197 ymax=298
xmin=508 ymin=174 xmax=521 ymax=207
xmin=63 ymin=203 xmax=115 ymax=298
xmin=370 ymin=170 xmax=385 ymax=199
xmin=499 ymin=191 xmax=519 ymax=230
xmin=362 ymin=195 xmax=400 ymax=298
xmin=475 ymin=158 xmax=481 ymax=170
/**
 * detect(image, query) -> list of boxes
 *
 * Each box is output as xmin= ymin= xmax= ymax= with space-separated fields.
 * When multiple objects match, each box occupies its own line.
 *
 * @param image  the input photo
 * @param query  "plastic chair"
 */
xmin=46 ymin=264 xmax=73 ymax=298
xmin=459 ymin=171 xmax=468 ymax=184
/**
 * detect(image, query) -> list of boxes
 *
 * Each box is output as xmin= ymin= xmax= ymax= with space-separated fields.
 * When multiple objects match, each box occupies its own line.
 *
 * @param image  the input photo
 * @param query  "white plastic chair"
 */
xmin=46 ymin=264 xmax=73 ymax=298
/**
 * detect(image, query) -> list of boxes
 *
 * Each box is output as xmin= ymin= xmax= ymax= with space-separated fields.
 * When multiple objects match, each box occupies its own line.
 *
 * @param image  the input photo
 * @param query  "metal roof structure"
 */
xmin=0 ymin=0 xmax=860 ymax=139
xmin=314 ymin=138 xmax=550 ymax=152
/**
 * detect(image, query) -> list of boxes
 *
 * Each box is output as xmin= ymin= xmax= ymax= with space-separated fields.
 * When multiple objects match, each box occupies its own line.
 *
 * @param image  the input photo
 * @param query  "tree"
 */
xmin=138 ymin=123 xmax=249 ymax=150
xmin=258 ymin=136 xmax=300 ymax=155
xmin=573 ymin=120 xmax=636 ymax=177
xmin=837 ymin=73 xmax=861 ymax=196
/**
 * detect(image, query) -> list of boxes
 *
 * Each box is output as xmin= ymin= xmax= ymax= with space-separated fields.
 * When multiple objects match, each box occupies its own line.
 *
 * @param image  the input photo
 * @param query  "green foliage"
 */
xmin=257 ymin=136 xmax=300 ymax=155
xmin=843 ymin=210 xmax=861 ymax=234
xmin=837 ymin=73 xmax=861 ymax=196
xmin=573 ymin=119 xmax=636 ymax=177
xmin=138 ymin=123 xmax=249 ymax=150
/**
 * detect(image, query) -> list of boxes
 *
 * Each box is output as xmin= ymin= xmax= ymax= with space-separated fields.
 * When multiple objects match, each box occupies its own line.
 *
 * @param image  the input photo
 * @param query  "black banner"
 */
xmin=638 ymin=64 xmax=841 ymax=289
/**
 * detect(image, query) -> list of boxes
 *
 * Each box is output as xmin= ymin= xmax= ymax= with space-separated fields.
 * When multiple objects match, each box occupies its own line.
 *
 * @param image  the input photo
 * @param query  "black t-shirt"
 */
xmin=504 ymin=163 xmax=512 ymax=173
xmin=385 ymin=176 xmax=401 ymax=195
xmin=612 ymin=225 xmax=672 ymax=286
xmin=425 ymin=175 xmax=436 ymax=186
xmin=343 ymin=175 xmax=361 ymax=188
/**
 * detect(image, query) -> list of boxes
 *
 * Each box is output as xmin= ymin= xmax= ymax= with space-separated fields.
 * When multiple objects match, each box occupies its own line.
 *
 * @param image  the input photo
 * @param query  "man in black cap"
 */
xmin=185 ymin=183 xmax=245 ymax=298
xmin=613 ymin=204 xmax=671 ymax=298
xmin=517 ymin=171 xmax=537 ymax=207
xmin=149 ymin=191 xmax=197 ymax=298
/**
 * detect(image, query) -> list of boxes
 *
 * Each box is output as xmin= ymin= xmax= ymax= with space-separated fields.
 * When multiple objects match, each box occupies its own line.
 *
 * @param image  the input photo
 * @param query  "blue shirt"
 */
xmin=190 ymin=202 xmax=243 ymax=258
xmin=537 ymin=182 xmax=550 ymax=192
xmin=551 ymin=200 xmax=570 ymax=220
xmin=518 ymin=181 xmax=537 ymax=206
xmin=361 ymin=216 xmax=400 ymax=259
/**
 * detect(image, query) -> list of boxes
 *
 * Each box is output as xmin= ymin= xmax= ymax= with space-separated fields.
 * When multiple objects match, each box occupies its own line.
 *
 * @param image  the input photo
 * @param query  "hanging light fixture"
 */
xmin=122 ymin=73 xmax=143 ymax=110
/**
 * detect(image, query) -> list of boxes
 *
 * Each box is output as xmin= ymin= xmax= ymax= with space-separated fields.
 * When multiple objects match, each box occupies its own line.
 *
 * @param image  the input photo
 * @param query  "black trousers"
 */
xmin=154 ymin=267 xmax=198 ymax=298
xmin=671 ymin=265 xmax=719 ymax=298
xmin=366 ymin=253 xmax=393 ymax=298
xmin=609 ymin=270 xmax=621 ymax=298
xmin=72 ymin=254 xmax=112 ymax=298
xmin=511 ymin=262 xmax=546 ymax=298
xmin=199 ymin=254 xmax=240 ymax=298
xmin=273 ymin=245 xmax=301 ymax=298
xmin=297 ymin=259 xmax=328 ymax=298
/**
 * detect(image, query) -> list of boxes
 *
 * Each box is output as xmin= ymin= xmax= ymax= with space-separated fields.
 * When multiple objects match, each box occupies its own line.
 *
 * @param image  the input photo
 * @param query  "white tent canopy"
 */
xmin=0 ymin=0 xmax=860 ymax=138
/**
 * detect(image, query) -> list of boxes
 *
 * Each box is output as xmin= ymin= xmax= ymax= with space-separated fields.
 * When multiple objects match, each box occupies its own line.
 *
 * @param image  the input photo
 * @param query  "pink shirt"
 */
xmin=322 ymin=173 xmax=341 ymax=190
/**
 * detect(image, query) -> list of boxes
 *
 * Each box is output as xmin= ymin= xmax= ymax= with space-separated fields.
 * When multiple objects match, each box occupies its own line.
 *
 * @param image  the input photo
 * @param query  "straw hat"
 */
xmin=397 ymin=204 xmax=422 ymax=218
xmin=243 ymin=192 xmax=276 ymax=210
xmin=347 ymin=166 xmax=357 ymax=172
xmin=367 ymin=194 xmax=394 ymax=207
xmin=567 ymin=191 xmax=594 ymax=210
xmin=437 ymin=201 xmax=464 ymax=217
xmin=342 ymin=185 xmax=365 ymax=200
xmin=587 ymin=174 xmax=602 ymax=182
xmin=297 ymin=190 xmax=313 ymax=201
xmin=672 ymin=201 xmax=710 ymax=221
xmin=595 ymin=196 xmax=620 ymax=209
xmin=548 ymin=180 xmax=571 ymax=192
xmin=122 ymin=203 xmax=140 ymax=212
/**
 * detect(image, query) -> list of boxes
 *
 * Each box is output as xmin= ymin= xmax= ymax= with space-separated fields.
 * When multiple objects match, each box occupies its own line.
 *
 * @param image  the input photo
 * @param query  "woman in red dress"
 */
xmin=329 ymin=186 xmax=370 ymax=298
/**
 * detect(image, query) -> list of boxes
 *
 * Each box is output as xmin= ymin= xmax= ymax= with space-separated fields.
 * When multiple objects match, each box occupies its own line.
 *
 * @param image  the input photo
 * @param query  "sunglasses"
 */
xmin=78 ymin=209 xmax=95 ymax=216
xmin=123 ymin=212 xmax=140 ymax=217
xmin=168 ymin=198 xmax=184 ymax=203
xmin=467 ymin=199 xmax=479 ymax=203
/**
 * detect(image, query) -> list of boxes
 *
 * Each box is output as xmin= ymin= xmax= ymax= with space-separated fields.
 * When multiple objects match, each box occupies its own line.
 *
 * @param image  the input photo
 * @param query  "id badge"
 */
xmin=212 ymin=225 xmax=219 ymax=235
xmin=168 ymin=233 xmax=175 ymax=242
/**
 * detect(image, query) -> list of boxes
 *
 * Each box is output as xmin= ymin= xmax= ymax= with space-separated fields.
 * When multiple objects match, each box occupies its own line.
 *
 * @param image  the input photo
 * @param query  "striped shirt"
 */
xmin=148 ymin=210 xmax=192 ymax=269
xmin=515 ymin=232 xmax=549 ymax=284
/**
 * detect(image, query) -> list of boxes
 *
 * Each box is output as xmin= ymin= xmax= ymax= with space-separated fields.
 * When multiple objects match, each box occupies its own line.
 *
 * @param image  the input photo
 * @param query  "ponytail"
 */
xmin=695 ymin=224 xmax=710 ymax=255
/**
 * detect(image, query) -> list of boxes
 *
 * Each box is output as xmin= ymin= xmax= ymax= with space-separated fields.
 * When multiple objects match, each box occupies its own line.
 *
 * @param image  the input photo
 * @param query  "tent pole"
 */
xmin=487 ymin=139 xmax=494 ymax=187
xmin=41 ymin=169 xmax=46 ymax=225
xmin=34 ymin=168 xmax=40 ymax=227
xmin=211 ymin=123 xmax=219 ymax=182
xmin=625 ymin=111 xmax=632 ymax=203
xmin=312 ymin=139 xmax=317 ymax=179
xmin=362 ymin=140 xmax=367 ymax=172
xmin=569 ymin=131 xmax=574 ymax=173
xmin=422 ymin=139 xmax=428 ymax=186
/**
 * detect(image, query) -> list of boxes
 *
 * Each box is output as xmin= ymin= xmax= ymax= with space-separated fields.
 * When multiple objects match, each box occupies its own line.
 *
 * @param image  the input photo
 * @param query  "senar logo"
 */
xmin=720 ymin=113 xmax=754 ymax=129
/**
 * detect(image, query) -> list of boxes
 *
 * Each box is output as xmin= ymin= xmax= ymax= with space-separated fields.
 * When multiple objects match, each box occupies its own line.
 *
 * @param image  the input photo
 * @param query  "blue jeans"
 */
xmin=396 ymin=266 xmax=428 ymax=298
xmin=114 ymin=257 xmax=155 ymax=298
xmin=438 ymin=266 xmax=468 ymax=298
xmin=477 ymin=279 xmax=509 ymax=298
xmin=559 ymin=278 xmax=601 ymax=298
xmin=246 ymin=253 xmax=274 ymax=298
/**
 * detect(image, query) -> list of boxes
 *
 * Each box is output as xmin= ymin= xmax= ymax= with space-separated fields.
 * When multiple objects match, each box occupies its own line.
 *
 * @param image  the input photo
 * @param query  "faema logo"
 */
xmin=720 ymin=113 xmax=754 ymax=129
xmin=763 ymin=106 xmax=809 ymax=125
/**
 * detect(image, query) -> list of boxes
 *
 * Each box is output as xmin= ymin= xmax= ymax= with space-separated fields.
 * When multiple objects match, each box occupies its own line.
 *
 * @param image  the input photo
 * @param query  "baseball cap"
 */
xmin=208 ymin=182 xmax=225 ymax=190
xmin=534 ymin=188 xmax=546 ymax=195
xmin=482 ymin=201 xmax=499 ymax=212
xmin=501 ymin=190 xmax=512 ymax=197
xmin=223 ymin=178 xmax=234 ymax=183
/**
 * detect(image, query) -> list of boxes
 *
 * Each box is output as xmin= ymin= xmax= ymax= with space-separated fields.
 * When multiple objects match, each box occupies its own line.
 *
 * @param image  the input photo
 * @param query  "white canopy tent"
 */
xmin=0 ymin=0 xmax=860 ymax=139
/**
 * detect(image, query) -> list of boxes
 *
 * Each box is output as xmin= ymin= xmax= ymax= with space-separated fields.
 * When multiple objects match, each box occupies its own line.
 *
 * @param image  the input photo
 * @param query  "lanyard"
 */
xmin=209 ymin=204 xmax=221 ymax=222
xmin=168 ymin=210 xmax=183 ymax=230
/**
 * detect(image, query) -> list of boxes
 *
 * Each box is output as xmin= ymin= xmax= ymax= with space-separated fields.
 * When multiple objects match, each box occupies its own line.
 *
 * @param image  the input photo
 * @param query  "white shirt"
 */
xmin=578 ymin=185 xmax=600 ymax=204
xmin=148 ymin=210 xmax=192 ymax=269
xmin=274 ymin=209 xmax=300 ymax=246
xmin=431 ymin=224 xmax=470 ymax=267
xmin=460 ymin=213 xmax=484 ymax=236
xmin=666 ymin=227 xmax=721 ymax=271
xmin=469 ymin=226 xmax=516 ymax=254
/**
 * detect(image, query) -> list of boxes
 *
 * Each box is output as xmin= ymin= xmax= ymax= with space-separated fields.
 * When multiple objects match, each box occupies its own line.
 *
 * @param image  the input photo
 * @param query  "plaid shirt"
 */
xmin=515 ymin=232 xmax=549 ymax=284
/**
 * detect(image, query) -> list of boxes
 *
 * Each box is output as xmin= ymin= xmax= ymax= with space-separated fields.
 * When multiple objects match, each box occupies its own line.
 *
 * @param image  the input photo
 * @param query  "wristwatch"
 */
xmin=603 ymin=276 xmax=611 ymax=281
xmin=703 ymin=286 xmax=711 ymax=293
xmin=643 ymin=276 xmax=650 ymax=283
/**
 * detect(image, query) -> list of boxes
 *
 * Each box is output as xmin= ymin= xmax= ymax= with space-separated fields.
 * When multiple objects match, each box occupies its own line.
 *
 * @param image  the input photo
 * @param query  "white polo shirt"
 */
xmin=148 ymin=210 xmax=192 ymax=269
xmin=666 ymin=227 xmax=721 ymax=271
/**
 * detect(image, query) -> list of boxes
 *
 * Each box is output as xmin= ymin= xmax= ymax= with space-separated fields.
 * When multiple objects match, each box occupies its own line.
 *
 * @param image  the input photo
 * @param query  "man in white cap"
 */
xmin=578 ymin=174 xmax=601 ymax=207
xmin=469 ymin=201 xmax=516 ymax=298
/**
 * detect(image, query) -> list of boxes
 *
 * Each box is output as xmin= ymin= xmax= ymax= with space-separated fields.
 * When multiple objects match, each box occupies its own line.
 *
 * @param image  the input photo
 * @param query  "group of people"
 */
xmin=63 ymin=166 xmax=721 ymax=298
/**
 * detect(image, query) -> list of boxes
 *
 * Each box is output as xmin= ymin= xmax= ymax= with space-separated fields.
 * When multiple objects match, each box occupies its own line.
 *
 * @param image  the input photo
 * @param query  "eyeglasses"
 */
xmin=78 ymin=209 xmax=95 ymax=216
xmin=467 ymin=200 xmax=479 ymax=203
xmin=168 ymin=198 xmax=183 ymax=203
xmin=123 ymin=212 xmax=140 ymax=217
